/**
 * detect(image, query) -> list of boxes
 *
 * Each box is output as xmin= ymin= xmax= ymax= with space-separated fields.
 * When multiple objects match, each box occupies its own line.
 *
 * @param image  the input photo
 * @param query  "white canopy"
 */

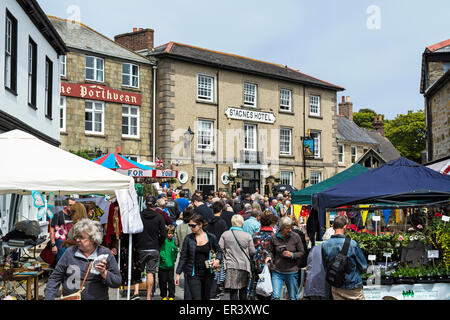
xmin=0 ymin=130 xmax=142 ymax=233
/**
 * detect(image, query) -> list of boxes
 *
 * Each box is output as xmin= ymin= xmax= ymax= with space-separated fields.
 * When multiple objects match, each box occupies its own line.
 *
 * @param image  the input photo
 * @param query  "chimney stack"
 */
xmin=115 ymin=27 xmax=155 ymax=52
xmin=372 ymin=114 xmax=385 ymax=137
xmin=338 ymin=96 xmax=353 ymax=121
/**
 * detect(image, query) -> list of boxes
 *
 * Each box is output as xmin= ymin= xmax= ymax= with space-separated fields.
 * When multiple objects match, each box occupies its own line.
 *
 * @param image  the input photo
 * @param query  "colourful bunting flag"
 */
xmin=383 ymin=209 xmax=391 ymax=226
xmin=360 ymin=205 xmax=370 ymax=226
xmin=293 ymin=204 xmax=302 ymax=220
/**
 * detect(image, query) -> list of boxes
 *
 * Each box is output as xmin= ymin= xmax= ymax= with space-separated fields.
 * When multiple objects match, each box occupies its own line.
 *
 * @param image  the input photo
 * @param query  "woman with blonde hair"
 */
xmin=219 ymin=214 xmax=256 ymax=300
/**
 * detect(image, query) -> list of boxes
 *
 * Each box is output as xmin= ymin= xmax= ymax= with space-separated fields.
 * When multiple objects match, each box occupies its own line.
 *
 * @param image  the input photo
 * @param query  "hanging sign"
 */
xmin=60 ymin=82 xmax=141 ymax=106
xmin=372 ymin=216 xmax=381 ymax=222
xmin=303 ymin=138 xmax=314 ymax=157
xmin=225 ymin=107 xmax=275 ymax=124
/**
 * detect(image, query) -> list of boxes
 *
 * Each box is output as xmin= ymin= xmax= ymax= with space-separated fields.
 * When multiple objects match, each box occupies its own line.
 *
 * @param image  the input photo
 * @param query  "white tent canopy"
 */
xmin=0 ymin=129 xmax=142 ymax=234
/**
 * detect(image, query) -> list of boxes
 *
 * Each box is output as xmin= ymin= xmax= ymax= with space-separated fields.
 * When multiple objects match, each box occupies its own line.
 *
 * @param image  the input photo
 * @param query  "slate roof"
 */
xmin=336 ymin=116 xmax=377 ymax=145
xmin=363 ymin=129 xmax=401 ymax=162
xmin=48 ymin=16 xmax=153 ymax=65
xmin=149 ymin=42 xmax=344 ymax=91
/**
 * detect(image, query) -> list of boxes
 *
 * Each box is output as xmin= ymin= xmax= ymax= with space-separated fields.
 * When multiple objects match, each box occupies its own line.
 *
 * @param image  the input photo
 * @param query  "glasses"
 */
xmin=188 ymin=224 xmax=198 ymax=228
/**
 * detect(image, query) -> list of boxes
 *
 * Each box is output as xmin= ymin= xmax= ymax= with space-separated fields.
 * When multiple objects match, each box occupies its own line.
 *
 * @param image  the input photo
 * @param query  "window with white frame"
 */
xmin=85 ymin=101 xmax=104 ymax=134
xmin=197 ymin=120 xmax=214 ymax=151
xmin=280 ymin=171 xmax=293 ymax=186
xmin=124 ymin=155 xmax=140 ymax=163
xmin=338 ymin=144 xmax=344 ymax=164
xmin=309 ymin=94 xmax=320 ymax=116
xmin=196 ymin=168 xmax=214 ymax=190
xmin=310 ymin=171 xmax=322 ymax=185
xmin=280 ymin=89 xmax=292 ymax=111
xmin=197 ymin=74 xmax=214 ymax=102
xmin=5 ymin=11 xmax=17 ymax=92
xmin=244 ymin=124 xmax=257 ymax=151
xmin=122 ymin=105 xmax=139 ymax=137
xmin=351 ymin=146 xmax=357 ymax=163
xmin=60 ymin=96 xmax=66 ymax=132
xmin=122 ymin=63 xmax=139 ymax=87
xmin=280 ymin=128 xmax=292 ymax=156
xmin=310 ymin=131 xmax=321 ymax=158
xmin=244 ymin=82 xmax=257 ymax=107
xmin=28 ymin=38 xmax=37 ymax=107
xmin=60 ymin=55 xmax=66 ymax=77
xmin=85 ymin=56 xmax=104 ymax=82
xmin=45 ymin=57 xmax=53 ymax=118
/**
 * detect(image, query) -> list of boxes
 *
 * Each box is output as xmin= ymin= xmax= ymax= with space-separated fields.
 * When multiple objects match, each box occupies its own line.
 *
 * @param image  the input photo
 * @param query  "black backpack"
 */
xmin=324 ymin=237 xmax=353 ymax=287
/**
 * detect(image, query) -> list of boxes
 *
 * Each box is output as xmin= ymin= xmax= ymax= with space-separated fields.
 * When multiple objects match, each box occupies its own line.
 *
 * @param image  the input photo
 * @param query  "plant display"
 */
xmin=344 ymin=210 xmax=450 ymax=284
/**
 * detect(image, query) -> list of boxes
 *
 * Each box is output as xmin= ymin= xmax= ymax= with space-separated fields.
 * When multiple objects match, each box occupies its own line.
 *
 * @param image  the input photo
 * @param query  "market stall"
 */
xmin=0 ymin=130 xmax=142 ymax=299
xmin=311 ymin=157 xmax=450 ymax=300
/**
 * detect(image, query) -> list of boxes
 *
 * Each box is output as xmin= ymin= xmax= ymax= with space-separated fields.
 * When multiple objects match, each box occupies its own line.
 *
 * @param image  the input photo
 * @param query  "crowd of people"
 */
xmin=41 ymin=187 xmax=368 ymax=301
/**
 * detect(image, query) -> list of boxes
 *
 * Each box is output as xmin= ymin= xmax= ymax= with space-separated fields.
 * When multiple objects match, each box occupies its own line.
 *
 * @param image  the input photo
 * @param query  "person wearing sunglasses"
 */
xmin=175 ymin=214 xmax=223 ymax=300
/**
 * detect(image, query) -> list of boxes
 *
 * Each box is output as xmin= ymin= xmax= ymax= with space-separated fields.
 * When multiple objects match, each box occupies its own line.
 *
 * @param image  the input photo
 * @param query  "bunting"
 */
xmin=383 ymin=209 xmax=391 ymax=226
xmin=293 ymin=204 xmax=302 ymax=220
xmin=360 ymin=205 xmax=370 ymax=226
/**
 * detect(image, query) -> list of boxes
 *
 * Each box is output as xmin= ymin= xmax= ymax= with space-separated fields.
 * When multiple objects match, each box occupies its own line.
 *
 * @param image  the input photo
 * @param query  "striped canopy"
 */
xmin=92 ymin=153 xmax=154 ymax=170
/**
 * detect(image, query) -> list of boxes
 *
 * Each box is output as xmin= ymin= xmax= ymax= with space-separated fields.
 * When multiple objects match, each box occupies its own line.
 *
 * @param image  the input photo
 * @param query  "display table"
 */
xmin=364 ymin=283 xmax=450 ymax=300
xmin=1 ymin=269 xmax=44 ymax=300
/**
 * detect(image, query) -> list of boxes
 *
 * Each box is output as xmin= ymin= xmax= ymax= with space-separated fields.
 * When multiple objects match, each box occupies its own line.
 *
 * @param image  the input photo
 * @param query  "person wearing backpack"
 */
xmin=321 ymin=216 xmax=368 ymax=300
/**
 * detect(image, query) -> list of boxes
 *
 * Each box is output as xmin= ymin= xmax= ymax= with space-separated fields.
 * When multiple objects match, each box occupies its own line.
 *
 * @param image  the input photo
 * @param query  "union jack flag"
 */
xmin=156 ymin=157 xmax=164 ymax=167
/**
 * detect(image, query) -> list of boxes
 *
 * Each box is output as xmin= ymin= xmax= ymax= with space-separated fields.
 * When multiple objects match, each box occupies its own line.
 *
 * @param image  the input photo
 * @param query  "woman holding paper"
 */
xmin=44 ymin=219 xmax=122 ymax=300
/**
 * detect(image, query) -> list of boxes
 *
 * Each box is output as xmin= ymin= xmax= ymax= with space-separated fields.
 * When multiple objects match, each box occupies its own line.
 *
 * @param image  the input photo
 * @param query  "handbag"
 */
xmin=59 ymin=260 xmax=93 ymax=300
xmin=206 ymin=234 xmax=222 ymax=273
xmin=39 ymin=241 xmax=56 ymax=266
xmin=231 ymin=230 xmax=256 ymax=273
xmin=256 ymin=264 xmax=273 ymax=297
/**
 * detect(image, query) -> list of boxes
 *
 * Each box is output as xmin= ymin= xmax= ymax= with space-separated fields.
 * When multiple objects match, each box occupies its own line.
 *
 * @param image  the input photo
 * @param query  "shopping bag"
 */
xmin=255 ymin=264 xmax=273 ymax=297
xmin=39 ymin=242 xmax=55 ymax=266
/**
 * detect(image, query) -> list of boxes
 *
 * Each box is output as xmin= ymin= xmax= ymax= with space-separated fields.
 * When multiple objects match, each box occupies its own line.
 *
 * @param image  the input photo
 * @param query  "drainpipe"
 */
xmin=152 ymin=64 xmax=157 ymax=162
xmin=303 ymin=85 xmax=306 ymax=188
xmin=216 ymin=69 xmax=220 ymax=191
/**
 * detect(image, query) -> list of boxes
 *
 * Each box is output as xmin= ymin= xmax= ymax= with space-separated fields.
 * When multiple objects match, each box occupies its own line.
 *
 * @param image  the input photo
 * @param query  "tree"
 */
xmin=385 ymin=110 xmax=426 ymax=163
xmin=69 ymin=149 xmax=95 ymax=160
xmin=353 ymin=108 xmax=379 ymax=130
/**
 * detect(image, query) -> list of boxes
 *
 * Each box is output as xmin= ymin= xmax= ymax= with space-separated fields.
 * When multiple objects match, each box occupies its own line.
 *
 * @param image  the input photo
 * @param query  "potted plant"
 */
xmin=380 ymin=270 xmax=394 ymax=285
xmin=416 ymin=266 xmax=436 ymax=284
xmin=393 ymin=266 xmax=417 ymax=284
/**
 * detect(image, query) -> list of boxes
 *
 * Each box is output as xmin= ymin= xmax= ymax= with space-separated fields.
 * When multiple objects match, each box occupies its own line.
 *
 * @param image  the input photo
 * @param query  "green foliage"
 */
xmin=385 ymin=110 xmax=426 ymax=163
xmin=69 ymin=149 xmax=95 ymax=160
xmin=353 ymin=110 xmax=376 ymax=130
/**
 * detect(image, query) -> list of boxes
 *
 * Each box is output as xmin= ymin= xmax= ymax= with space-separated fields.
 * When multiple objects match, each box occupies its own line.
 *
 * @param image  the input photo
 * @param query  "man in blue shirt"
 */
xmin=321 ymin=216 xmax=368 ymax=300
xmin=243 ymin=209 xmax=261 ymax=236
xmin=176 ymin=190 xmax=190 ymax=213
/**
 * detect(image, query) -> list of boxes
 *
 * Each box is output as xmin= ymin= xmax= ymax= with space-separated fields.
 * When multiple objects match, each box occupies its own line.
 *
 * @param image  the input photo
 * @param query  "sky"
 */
xmin=39 ymin=0 xmax=450 ymax=120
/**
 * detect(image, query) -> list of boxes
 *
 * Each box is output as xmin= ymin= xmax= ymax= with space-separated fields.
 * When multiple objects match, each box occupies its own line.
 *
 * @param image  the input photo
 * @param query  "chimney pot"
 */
xmin=342 ymin=96 xmax=345 ymax=103
xmin=346 ymin=96 xmax=350 ymax=103
xmin=133 ymin=27 xmax=137 ymax=32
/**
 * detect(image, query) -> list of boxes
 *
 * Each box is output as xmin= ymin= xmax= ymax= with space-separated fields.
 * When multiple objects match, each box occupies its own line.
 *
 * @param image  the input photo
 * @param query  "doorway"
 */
xmin=238 ymin=169 xmax=260 ymax=194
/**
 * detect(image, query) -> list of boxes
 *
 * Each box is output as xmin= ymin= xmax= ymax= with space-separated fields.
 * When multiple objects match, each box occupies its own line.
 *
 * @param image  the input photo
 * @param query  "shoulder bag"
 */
xmin=59 ymin=260 xmax=94 ymax=300
xmin=231 ymin=230 xmax=256 ymax=273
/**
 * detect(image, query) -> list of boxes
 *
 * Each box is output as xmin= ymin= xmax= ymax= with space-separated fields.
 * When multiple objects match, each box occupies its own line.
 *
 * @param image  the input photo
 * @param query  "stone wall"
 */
xmin=60 ymin=51 xmax=153 ymax=160
xmin=429 ymin=79 xmax=450 ymax=160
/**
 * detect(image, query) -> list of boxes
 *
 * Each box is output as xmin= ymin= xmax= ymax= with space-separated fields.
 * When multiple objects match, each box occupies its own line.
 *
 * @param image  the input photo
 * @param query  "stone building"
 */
xmin=337 ymin=96 xmax=400 ymax=171
xmin=420 ymin=39 xmax=450 ymax=163
xmin=49 ymin=17 xmax=156 ymax=162
xmin=116 ymin=29 xmax=345 ymax=194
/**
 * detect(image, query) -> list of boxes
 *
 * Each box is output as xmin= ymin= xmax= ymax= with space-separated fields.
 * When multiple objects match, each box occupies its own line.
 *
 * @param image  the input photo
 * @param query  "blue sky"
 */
xmin=39 ymin=0 xmax=450 ymax=120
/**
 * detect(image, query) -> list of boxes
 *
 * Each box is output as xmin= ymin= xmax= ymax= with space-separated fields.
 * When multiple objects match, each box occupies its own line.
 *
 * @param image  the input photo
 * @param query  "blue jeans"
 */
xmin=271 ymin=271 xmax=298 ymax=300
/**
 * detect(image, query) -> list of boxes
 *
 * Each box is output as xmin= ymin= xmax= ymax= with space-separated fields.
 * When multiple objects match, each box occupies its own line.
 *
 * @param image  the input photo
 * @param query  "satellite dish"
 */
xmin=178 ymin=171 xmax=188 ymax=184
xmin=221 ymin=173 xmax=230 ymax=185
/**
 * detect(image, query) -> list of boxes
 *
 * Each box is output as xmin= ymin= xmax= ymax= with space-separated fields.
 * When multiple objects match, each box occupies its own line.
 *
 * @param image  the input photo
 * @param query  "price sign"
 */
xmin=442 ymin=216 xmax=450 ymax=222
xmin=428 ymin=250 xmax=439 ymax=259
xmin=368 ymin=255 xmax=377 ymax=261
xmin=372 ymin=216 xmax=381 ymax=222
xmin=383 ymin=252 xmax=392 ymax=258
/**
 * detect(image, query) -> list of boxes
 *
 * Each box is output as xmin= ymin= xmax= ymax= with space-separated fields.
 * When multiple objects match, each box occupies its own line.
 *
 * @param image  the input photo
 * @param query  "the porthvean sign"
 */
xmin=60 ymin=82 xmax=141 ymax=106
xmin=225 ymin=107 xmax=275 ymax=124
